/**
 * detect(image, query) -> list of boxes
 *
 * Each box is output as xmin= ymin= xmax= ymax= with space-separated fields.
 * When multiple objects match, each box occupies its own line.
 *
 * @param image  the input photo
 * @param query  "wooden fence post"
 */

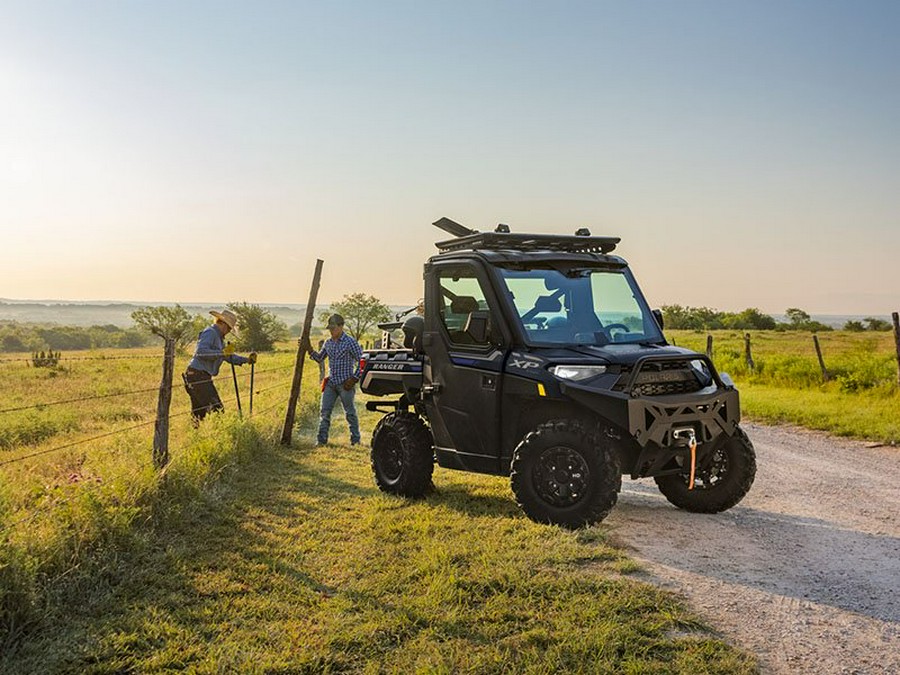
xmin=153 ymin=338 xmax=175 ymax=469
xmin=813 ymin=334 xmax=829 ymax=382
xmin=744 ymin=333 xmax=755 ymax=371
xmin=282 ymin=259 xmax=324 ymax=446
xmin=317 ymin=339 xmax=325 ymax=382
xmin=893 ymin=312 xmax=900 ymax=388
xmin=706 ymin=334 xmax=713 ymax=358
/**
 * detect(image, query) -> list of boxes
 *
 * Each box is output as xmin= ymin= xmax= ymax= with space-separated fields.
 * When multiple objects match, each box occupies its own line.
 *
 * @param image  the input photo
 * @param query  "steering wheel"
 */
xmin=604 ymin=323 xmax=631 ymax=340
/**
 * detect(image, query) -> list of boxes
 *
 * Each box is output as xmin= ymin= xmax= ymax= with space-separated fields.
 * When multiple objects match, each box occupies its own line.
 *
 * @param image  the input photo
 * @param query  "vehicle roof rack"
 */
xmin=433 ymin=217 xmax=620 ymax=254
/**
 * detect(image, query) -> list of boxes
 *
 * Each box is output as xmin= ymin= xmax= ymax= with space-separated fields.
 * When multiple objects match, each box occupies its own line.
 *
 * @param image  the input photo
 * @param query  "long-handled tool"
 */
xmin=227 ymin=342 xmax=242 ymax=417
xmin=249 ymin=361 xmax=255 ymax=416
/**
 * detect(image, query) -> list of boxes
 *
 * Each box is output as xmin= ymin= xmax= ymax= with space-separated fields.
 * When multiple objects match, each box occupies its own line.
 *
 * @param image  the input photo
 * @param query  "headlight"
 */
xmin=549 ymin=365 xmax=608 ymax=381
xmin=689 ymin=359 xmax=713 ymax=386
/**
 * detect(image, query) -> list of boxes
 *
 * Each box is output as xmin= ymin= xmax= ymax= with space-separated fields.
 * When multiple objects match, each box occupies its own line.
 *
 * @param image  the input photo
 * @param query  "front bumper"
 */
xmin=564 ymin=382 xmax=741 ymax=478
xmin=560 ymin=353 xmax=741 ymax=478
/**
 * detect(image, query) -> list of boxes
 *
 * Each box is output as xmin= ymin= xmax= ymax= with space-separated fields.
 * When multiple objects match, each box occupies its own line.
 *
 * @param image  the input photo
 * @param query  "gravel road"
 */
xmin=607 ymin=422 xmax=900 ymax=675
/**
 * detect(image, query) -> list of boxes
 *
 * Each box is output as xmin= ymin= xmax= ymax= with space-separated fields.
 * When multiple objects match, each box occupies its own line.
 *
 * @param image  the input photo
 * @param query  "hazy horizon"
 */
xmin=2 ymin=2 xmax=899 ymax=314
xmin=0 ymin=297 xmax=891 ymax=325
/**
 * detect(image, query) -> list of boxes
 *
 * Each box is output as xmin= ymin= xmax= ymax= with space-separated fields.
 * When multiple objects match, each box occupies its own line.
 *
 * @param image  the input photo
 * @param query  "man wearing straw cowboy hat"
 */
xmin=183 ymin=309 xmax=256 ymax=423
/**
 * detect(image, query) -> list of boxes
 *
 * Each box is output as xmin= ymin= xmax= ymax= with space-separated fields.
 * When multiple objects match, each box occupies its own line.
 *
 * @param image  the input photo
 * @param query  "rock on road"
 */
xmin=607 ymin=422 xmax=899 ymax=675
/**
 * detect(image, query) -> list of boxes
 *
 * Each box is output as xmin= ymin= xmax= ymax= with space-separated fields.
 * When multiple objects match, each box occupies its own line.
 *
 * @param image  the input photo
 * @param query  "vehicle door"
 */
xmin=423 ymin=261 xmax=509 ymax=473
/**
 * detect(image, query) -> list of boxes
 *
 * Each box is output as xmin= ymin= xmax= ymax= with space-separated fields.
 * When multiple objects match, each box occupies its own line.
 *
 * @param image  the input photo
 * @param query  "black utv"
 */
xmin=360 ymin=218 xmax=756 ymax=528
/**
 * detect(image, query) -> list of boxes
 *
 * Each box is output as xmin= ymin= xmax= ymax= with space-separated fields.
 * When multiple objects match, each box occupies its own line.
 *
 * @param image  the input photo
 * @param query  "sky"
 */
xmin=1 ymin=0 xmax=898 ymax=314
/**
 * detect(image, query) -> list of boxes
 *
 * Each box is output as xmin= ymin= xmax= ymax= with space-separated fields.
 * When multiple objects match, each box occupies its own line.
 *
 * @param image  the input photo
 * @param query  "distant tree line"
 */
xmin=0 ymin=322 xmax=152 ymax=352
xmin=662 ymin=305 xmax=779 ymax=331
xmin=843 ymin=317 xmax=892 ymax=332
xmin=0 ymin=302 xmax=291 ymax=353
xmin=662 ymin=306 xmax=893 ymax=332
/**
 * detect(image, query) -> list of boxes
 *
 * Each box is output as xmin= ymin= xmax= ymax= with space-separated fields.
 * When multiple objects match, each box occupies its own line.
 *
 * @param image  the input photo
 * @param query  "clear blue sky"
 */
xmin=1 ymin=1 xmax=898 ymax=314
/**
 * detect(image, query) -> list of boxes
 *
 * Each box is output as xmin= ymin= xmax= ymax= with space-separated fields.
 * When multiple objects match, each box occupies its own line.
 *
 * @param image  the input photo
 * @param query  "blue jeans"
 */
xmin=318 ymin=380 xmax=360 ymax=445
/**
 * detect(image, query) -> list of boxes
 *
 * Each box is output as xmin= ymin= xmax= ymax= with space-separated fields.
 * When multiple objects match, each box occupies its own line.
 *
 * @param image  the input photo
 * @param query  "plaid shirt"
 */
xmin=309 ymin=332 xmax=363 ymax=385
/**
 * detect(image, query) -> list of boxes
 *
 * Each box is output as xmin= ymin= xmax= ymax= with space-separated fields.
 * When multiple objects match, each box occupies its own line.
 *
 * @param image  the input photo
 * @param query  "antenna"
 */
xmin=433 ymin=217 xmax=478 ymax=238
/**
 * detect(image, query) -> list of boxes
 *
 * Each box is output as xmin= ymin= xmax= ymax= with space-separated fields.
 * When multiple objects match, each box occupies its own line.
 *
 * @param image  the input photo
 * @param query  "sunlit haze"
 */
xmin=2 ymin=1 xmax=898 ymax=314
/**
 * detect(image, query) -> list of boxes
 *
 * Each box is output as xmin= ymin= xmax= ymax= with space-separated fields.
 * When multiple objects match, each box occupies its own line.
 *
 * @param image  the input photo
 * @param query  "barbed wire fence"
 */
xmin=0 ymin=260 xmax=328 ymax=539
xmin=0 ymin=344 xmax=305 ymax=536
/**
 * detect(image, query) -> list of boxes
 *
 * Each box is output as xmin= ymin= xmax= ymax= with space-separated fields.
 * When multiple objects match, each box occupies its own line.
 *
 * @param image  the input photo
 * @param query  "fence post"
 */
xmin=153 ymin=338 xmax=175 ymax=468
xmin=317 ymin=339 xmax=325 ymax=382
xmin=744 ymin=333 xmax=755 ymax=371
xmin=813 ymin=334 xmax=829 ymax=382
xmin=282 ymin=259 xmax=324 ymax=446
xmin=706 ymin=334 xmax=713 ymax=358
xmin=893 ymin=312 xmax=900 ymax=388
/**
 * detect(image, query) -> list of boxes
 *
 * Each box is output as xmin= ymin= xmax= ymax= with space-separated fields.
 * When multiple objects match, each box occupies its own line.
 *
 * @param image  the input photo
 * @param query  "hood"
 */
xmin=530 ymin=342 xmax=700 ymax=367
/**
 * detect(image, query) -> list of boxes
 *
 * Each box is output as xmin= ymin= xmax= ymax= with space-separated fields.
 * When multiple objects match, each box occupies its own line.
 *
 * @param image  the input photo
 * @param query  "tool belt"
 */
xmin=183 ymin=367 xmax=212 ymax=391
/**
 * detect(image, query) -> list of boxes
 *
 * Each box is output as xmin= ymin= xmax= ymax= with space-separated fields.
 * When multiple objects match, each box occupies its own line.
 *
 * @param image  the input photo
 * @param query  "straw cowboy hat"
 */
xmin=210 ymin=309 xmax=239 ymax=333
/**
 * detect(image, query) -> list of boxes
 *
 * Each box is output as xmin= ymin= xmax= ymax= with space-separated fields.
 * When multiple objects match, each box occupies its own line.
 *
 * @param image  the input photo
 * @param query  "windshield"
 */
xmin=497 ymin=265 xmax=664 ymax=346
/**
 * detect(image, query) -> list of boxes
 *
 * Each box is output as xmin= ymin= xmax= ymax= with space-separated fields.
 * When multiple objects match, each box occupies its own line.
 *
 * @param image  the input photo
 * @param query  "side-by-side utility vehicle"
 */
xmin=360 ymin=218 xmax=756 ymax=528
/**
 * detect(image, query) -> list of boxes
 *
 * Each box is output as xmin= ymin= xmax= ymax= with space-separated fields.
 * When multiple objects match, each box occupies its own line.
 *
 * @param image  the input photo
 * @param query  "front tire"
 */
xmin=654 ymin=426 xmax=756 ymax=513
xmin=510 ymin=420 xmax=621 ymax=529
xmin=371 ymin=412 xmax=434 ymax=497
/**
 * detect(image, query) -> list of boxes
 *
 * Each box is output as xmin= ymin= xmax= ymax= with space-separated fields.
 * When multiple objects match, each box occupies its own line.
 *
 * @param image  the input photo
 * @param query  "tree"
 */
xmin=131 ymin=305 xmax=199 ymax=347
xmin=863 ymin=317 xmax=891 ymax=331
xmin=780 ymin=307 xmax=831 ymax=332
xmin=785 ymin=308 xmax=811 ymax=326
xmin=321 ymin=293 xmax=392 ymax=340
xmin=1 ymin=334 xmax=28 ymax=352
xmin=844 ymin=320 xmax=866 ymax=332
xmin=227 ymin=302 xmax=288 ymax=352
xmin=722 ymin=308 xmax=777 ymax=330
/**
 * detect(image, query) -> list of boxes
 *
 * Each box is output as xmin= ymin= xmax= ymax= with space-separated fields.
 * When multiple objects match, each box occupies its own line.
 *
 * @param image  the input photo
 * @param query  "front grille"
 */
xmin=633 ymin=380 xmax=702 ymax=396
xmin=614 ymin=360 xmax=704 ymax=396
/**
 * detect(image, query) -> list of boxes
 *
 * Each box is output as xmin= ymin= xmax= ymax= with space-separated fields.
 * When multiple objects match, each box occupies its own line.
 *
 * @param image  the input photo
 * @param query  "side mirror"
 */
xmin=464 ymin=310 xmax=490 ymax=344
xmin=652 ymin=309 xmax=665 ymax=331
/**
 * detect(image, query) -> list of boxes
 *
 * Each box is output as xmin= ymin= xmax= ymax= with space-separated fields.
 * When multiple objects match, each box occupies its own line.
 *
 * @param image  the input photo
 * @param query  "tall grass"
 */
xmin=670 ymin=330 xmax=900 ymax=441
xmin=0 ymin=345 xmax=300 ymax=651
xmin=3 ymin=427 xmax=756 ymax=673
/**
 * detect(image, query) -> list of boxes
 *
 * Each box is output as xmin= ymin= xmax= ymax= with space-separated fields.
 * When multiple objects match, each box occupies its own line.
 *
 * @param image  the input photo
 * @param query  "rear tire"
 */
xmin=654 ymin=426 xmax=756 ymax=513
xmin=510 ymin=420 xmax=621 ymax=529
xmin=371 ymin=412 xmax=434 ymax=497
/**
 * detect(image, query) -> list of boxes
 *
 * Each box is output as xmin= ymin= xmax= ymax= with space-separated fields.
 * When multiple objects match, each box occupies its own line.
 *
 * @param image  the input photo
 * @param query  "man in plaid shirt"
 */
xmin=305 ymin=313 xmax=363 ymax=446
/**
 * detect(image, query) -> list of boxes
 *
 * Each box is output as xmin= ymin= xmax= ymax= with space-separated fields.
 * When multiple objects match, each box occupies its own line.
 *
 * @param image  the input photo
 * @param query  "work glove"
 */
xmin=343 ymin=376 xmax=359 ymax=391
xmin=223 ymin=342 xmax=235 ymax=357
xmin=248 ymin=352 xmax=257 ymax=364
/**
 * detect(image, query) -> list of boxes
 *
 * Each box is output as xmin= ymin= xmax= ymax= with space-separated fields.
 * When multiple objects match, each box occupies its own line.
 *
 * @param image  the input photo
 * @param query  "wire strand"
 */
xmin=0 ymin=420 xmax=158 ymax=467
xmin=0 ymin=354 xmax=164 ymax=365
xmin=0 ymin=376 xmax=298 ymax=468
xmin=0 ymin=363 xmax=294 ymax=415
xmin=0 ymin=387 xmax=300 ymax=533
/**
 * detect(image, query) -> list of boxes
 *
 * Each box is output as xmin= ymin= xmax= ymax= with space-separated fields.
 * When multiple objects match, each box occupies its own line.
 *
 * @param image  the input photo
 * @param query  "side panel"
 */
xmin=422 ymin=260 xmax=510 ymax=475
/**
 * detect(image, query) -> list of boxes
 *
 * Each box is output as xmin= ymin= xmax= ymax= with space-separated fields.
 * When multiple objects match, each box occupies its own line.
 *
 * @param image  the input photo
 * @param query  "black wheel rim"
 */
xmin=533 ymin=446 xmax=590 ymax=507
xmin=375 ymin=431 xmax=403 ymax=482
xmin=689 ymin=446 xmax=729 ymax=489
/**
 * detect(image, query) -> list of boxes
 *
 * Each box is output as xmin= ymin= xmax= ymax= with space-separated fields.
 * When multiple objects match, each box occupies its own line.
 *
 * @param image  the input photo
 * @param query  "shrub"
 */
xmin=30 ymin=351 xmax=61 ymax=368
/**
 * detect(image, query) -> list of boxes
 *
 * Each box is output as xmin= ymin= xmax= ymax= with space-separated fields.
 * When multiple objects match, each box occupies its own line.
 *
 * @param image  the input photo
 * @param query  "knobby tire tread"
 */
xmin=510 ymin=419 xmax=621 ymax=529
xmin=370 ymin=412 xmax=434 ymax=497
xmin=654 ymin=425 xmax=757 ymax=513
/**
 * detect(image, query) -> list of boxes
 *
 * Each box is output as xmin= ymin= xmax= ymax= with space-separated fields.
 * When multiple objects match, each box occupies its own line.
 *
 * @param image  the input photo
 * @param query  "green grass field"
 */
xmin=0 ymin=343 xmax=757 ymax=672
xmin=668 ymin=330 xmax=900 ymax=442
xmin=2 ymin=329 xmax=897 ymax=670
